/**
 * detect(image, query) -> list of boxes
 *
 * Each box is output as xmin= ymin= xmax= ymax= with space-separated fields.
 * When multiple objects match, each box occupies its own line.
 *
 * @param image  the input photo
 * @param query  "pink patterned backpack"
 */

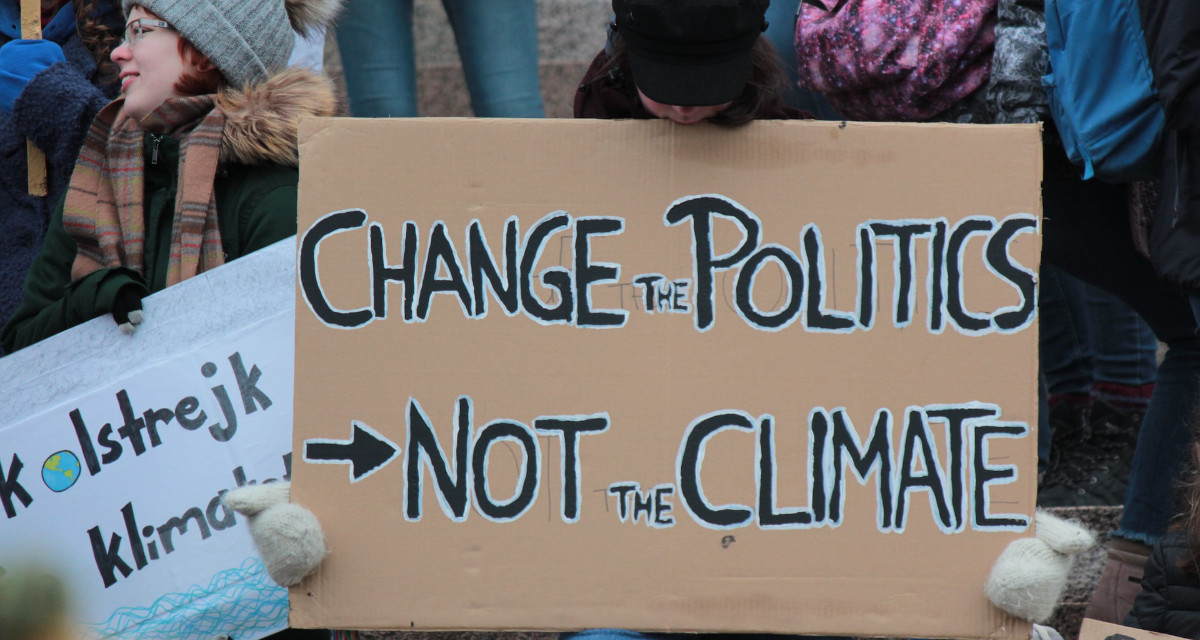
xmin=795 ymin=0 xmax=998 ymax=122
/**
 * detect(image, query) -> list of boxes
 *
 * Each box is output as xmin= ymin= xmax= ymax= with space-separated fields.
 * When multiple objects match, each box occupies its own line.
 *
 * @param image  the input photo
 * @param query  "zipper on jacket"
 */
xmin=150 ymin=133 xmax=164 ymax=165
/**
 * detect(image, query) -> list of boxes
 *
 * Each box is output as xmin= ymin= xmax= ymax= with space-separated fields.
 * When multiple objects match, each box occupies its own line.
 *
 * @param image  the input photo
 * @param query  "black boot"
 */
xmin=1037 ymin=400 xmax=1091 ymax=507
xmin=1038 ymin=399 xmax=1142 ymax=507
xmin=1076 ymin=399 xmax=1143 ymax=503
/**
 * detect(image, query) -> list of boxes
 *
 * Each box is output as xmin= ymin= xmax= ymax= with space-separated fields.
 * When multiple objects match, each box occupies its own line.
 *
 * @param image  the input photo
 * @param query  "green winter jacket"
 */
xmin=1 ymin=67 xmax=337 ymax=354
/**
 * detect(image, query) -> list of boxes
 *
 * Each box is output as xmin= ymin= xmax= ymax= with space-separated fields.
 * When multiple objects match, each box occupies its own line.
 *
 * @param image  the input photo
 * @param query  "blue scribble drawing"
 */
xmin=83 ymin=557 xmax=288 ymax=640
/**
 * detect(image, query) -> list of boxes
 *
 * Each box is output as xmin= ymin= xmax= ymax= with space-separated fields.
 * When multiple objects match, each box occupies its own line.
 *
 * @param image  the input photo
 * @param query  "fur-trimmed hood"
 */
xmin=215 ymin=66 xmax=338 ymax=167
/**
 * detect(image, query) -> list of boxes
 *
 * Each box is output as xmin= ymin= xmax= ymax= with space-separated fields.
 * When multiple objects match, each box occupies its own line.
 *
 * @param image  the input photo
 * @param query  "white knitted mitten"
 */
xmin=222 ymin=481 xmax=327 ymax=587
xmin=984 ymin=510 xmax=1096 ymax=623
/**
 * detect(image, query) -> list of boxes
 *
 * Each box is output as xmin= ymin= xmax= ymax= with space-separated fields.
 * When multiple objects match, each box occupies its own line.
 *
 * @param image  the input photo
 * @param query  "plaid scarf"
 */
xmin=64 ymin=94 xmax=227 ymax=287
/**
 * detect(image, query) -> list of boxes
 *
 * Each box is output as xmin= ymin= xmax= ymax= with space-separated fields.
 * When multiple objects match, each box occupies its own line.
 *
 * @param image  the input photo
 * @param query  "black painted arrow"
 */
xmin=304 ymin=422 xmax=398 ymax=482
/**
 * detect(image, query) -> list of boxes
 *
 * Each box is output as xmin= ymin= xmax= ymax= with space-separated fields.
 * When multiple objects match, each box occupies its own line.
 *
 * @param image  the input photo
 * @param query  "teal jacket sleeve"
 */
xmin=0 ymin=197 xmax=147 ymax=354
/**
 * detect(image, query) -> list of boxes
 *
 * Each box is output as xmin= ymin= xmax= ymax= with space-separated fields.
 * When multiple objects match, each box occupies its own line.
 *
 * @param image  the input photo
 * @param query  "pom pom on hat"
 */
xmin=285 ymin=0 xmax=343 ymax=37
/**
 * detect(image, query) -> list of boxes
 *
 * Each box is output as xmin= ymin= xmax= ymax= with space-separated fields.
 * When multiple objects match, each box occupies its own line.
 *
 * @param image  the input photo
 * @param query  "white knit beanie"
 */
xmin=121 ymin=0 xmax=341 ymax=88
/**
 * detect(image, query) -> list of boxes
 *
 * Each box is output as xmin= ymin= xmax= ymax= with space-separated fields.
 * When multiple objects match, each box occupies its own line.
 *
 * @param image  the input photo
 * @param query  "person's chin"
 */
xmin=123 ymin=101 xmax=149 ymax=122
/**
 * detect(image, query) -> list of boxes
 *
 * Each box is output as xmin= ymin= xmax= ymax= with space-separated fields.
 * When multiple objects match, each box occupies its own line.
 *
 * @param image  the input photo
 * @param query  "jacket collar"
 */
xmin=215 ymin=66 xmax=338 ymax=167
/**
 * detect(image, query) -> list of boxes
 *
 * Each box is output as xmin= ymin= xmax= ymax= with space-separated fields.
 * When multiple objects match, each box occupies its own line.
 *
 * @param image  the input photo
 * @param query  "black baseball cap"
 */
xmin=613 ymin=0 xmax=770 ymax=107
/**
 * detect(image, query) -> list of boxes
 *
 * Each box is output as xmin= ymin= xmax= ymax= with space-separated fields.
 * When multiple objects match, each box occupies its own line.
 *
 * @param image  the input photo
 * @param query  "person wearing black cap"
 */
xmin=575 ymin=0 xmax=809 ymax=124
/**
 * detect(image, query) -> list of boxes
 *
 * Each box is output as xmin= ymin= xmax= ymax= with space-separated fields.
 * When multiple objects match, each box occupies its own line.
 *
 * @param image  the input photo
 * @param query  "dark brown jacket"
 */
xmin=573 ymin=50 xmax=809 ymax=121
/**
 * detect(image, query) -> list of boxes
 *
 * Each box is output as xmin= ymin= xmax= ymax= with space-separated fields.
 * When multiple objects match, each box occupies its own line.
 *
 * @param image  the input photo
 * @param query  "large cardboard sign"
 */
xmin=0 ymin=241 xmax=295 ymax=640
xmin=291 ymin=118 xmax=1042 ymax=638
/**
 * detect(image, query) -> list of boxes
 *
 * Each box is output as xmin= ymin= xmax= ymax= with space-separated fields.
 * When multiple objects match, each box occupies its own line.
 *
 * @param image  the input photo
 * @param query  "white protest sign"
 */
xmin=0 ymin=240 xmax=295 ymax=640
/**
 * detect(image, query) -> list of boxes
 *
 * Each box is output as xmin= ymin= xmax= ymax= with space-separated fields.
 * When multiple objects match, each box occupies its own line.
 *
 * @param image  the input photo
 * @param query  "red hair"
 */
xmin=174 ymin=39 xmax=225 ymax=95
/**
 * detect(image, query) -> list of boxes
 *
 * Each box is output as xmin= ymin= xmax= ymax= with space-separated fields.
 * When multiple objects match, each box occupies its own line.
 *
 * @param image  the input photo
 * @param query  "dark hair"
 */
xmin=174 ymin=38 xmax=227 ymax=95
xmin=1178 ymin=414 xmax=1200 ymax=574
xmin=599 ymin=32 xmax=788 ymax=126
xmin=74 ymin=0 xmax=122 ymax=84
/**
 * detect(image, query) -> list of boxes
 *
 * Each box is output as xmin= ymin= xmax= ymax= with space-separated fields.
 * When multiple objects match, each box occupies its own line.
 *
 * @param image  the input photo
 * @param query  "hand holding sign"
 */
xmin=111 ymin=283 xmax=146 ymax=335
xmin=222 ymin=481 xmax=327 ymax=587
xmin=986 ymin=510 xmax=1097 ymax=623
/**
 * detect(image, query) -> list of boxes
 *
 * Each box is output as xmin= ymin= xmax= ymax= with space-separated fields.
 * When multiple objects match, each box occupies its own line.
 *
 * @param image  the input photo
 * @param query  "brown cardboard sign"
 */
xmin=291 ymin=118 xmax=1042 ymax=638
xmin=1079 ymin=619 xmax=1188 ymax=640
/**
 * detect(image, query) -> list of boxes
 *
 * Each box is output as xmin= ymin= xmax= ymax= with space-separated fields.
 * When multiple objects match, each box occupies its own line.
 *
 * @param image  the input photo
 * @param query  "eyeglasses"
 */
xmin=123 ymin=18 xmax=174 ymax=47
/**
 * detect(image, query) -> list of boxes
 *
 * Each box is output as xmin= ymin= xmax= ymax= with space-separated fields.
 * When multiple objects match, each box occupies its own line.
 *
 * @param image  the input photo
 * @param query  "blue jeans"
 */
xmin=1039 ymin=263 xmax=1158 ymax=397
xmin=763 ymin=0 xmax=840 ymax=119
xmin=335 ymin=0 xmax=545 ymax=117
xmin=1037 ymin=263 xmax=1159 ymax=470
xmin=1042 ymin=175 xmax=1200 ymax=544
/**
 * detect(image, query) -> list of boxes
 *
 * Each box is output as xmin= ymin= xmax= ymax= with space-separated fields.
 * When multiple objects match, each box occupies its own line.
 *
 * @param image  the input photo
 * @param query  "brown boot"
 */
xmin=1083 ymin=537 xmax=1152 ymax=623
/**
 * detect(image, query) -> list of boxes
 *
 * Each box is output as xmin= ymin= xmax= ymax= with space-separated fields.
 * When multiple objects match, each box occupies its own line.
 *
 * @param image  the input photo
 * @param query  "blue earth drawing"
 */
xmin=42 ymin=451 xmax=81 ymax=492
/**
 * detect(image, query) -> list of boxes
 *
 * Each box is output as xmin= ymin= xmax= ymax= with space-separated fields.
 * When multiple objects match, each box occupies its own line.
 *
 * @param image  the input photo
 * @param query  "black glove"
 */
xmin=111 ymin=283 xmax=145 ymax=336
